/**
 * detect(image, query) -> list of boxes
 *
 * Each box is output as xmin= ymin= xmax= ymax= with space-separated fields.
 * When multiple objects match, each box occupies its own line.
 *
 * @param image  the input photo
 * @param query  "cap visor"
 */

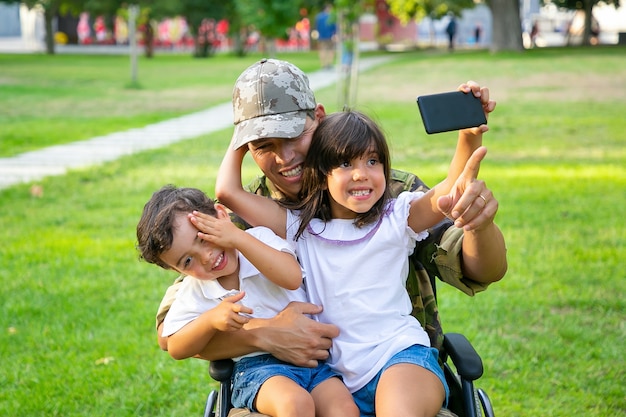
xmin=232 ymin=111 xmax=308 ymax=149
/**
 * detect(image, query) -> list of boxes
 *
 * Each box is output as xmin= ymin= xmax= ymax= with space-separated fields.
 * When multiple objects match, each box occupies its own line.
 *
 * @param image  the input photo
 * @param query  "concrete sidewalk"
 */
xmin=0 ymin=55 xmax=393 ymax=190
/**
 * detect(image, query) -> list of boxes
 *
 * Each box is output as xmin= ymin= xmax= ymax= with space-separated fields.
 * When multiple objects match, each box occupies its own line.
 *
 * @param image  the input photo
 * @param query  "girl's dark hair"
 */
xmin=136 ymin=185 xmax=217 ymax=270
xmin=283 ymin=109 xmax=392 ymax=239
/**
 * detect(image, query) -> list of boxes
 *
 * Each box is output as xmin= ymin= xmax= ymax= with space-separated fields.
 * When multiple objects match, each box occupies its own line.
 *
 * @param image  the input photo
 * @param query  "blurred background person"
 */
xmin=314 ymin=3 xmax=337 ymax=69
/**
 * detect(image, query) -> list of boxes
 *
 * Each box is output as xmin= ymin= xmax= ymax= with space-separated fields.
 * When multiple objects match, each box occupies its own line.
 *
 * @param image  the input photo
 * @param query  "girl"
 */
xmin=214 ymin=109 xmax=489 ymax=417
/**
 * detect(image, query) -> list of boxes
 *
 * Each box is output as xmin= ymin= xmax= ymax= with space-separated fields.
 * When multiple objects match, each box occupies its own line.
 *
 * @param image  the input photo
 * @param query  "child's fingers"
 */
xmin=191 ymin=210 xmax=214 ymax=220
xmin=189 ymin=212 xmax=220 ymax=238
xmin=189 ymin=211 xmax=218 ymax=227
xmin=233 ymin=303 xmax=253 ymax=317
xmin=231 ymin=313 xmax=251 ymax=328
xmin=222 ymin=292 xmax=254 ymax=317
xmin=222 ymin=291 xmax=246 ymax=304
xmin=460 ymin=146 xmax=487 ymax=182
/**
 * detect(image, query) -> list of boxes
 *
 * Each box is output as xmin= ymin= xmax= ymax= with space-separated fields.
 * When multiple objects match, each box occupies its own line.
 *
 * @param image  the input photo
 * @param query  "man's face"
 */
xmin=247 ymin=113 xmax=321 ymax=201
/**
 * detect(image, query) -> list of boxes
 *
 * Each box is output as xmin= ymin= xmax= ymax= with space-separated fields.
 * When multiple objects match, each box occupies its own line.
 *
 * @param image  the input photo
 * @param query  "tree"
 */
xmin=0 ymin=0 xmax=85 ymax=54
xmin=386 ymin=0 xmax=474 ymax=47
xmin=387 ymin=0 xmax=474 ymax=22
xmin=334 ymin=0 xmax=374 ymax=108
xmin=11 ymin=0 xmax=146 ymax=57
xmin=73 ymin=0 xmax=228 ymax=58
xmin=385 ymin=0 xmax=524 ymax=52
xmin=171 ymin=0 xmax=228 ymax=57
xmin=118 ymin=0 xmax=227 ymax=58
xmin=233 ymin=0 xmax=303 ymax=57
xmin=485 ymin=0 xmax=524 ymax=51
xmin=548 ymin=0 xmax=620 ymax=46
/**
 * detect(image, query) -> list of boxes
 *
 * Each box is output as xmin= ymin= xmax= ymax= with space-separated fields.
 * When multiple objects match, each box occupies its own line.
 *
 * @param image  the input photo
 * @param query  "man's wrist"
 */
xmin=242 ymin=317 xmax=270 ymax=351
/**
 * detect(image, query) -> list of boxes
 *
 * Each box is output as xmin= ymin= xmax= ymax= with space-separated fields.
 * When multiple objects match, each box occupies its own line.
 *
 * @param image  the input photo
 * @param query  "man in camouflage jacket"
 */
xmin=154 ymin=59 xmax=507 ymax=417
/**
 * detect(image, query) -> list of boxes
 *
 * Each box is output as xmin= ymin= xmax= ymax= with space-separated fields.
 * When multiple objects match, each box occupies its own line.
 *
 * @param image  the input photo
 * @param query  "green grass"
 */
xmin=0 ymin=52 xmax=324 ymax=157
xmin=1 ymin=46 xmax=625 ymax=416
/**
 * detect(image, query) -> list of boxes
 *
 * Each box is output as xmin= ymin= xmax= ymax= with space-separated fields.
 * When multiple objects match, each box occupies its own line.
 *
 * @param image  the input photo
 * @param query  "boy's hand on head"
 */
xmin=211 ymin=292 xmax=253 ymax=331
xmin=457 ymin=80 xmax=496 ymax=136
xmin=438 ymin=146 xmax=497 ymax=231
xmin=188 ymin=207 xmax=241 ymax=249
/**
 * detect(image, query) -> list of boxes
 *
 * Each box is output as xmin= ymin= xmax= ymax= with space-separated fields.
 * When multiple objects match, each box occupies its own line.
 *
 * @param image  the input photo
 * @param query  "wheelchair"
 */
xmin=201 ymin=224 xmax=495 ymax=417
xmin=202 ymin=330 xmax=494 ymax=417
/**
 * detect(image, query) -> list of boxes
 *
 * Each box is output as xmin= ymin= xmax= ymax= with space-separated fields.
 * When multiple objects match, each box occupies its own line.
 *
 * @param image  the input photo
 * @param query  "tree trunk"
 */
xmin=194 ymin=35 xmax=210 ymax=58
xmin=44 ymin=6 xmax=55 ymax=55
xmin=232 ymin=31 xmax=246 ymax=57
xmin=582 ymin=0 xmax=593 ymax=46
xmin=143 ymin=23 xmax=154 ymax=58
xmin=487 ymin=0 xmax=524 ymax=52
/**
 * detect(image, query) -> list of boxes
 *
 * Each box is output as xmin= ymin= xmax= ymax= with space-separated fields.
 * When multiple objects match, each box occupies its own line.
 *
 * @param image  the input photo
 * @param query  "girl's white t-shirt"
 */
xmin=286 ymin=191 xmax=431 ymax=392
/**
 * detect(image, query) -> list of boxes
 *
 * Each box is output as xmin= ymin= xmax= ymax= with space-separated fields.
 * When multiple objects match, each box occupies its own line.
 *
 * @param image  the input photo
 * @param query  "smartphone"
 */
xmin=416 ymin=91 xmax=487 ymax=134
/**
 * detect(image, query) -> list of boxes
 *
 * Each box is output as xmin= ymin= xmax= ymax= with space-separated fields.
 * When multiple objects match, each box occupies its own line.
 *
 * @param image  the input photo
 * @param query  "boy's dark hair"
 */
xmin=285 ymin=109 xmax=392 ymax=239
xmin=136 ymin=185 xmax=217 ymax=270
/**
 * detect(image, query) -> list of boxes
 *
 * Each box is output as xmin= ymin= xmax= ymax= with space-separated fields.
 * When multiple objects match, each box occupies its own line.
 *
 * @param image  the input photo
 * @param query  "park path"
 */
xmin=0 ymin=55 xmax=393 ymax=190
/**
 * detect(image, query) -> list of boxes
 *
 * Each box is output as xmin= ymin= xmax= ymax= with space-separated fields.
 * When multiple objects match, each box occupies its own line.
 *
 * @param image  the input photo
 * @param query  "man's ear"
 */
xmin=214 ymin=203 xmax=231 ymax=220
xmin=315 ymin=103 xmax=327 ymax=121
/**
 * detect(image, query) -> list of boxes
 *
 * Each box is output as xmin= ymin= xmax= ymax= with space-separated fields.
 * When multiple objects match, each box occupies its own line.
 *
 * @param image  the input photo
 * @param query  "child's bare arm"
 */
xmin=453 ymin=81 xmax=495 ymax=174
xmin=167 ymin=292 xmax=252 ymax=360
xmin=215 ymin=142 xmax=287 ymax=237
xmin=407 ymin=81 xmax=495 ymax=233
xmin=190 ymin=209 xmax=303 ymax=290
xmin=230 ymin=231 xmax=303 ymax=290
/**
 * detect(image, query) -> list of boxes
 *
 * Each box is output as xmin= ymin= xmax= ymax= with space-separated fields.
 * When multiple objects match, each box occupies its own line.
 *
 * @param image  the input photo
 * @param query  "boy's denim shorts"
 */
xmin=351 ymin=345 xmax=449 ymax=416
xmin=231 ymin=354 xmax=340 ymax=411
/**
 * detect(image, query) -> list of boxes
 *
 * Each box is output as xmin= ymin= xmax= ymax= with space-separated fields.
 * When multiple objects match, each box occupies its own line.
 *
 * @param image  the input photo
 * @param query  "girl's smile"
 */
xmin=326 ymin=153 xmax=386 ymax=219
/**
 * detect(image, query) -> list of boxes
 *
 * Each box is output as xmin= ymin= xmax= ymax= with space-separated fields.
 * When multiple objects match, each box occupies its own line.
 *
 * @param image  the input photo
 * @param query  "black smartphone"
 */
xmin=416 ymin=91 xmax=487 ymax=134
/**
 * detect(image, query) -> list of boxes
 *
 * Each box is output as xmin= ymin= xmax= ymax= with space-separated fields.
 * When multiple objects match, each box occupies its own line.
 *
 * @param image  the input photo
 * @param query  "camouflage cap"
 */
xmin=231 ymin=58 xmax=317 ymax=149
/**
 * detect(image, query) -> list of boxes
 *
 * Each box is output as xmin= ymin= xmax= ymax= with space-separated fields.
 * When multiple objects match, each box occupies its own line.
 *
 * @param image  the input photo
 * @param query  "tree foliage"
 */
xmin=0 ymin=0 xmax=86 ymax=54
xmin=547 ymin=0 xmax=620 ymax=45
xmin=386 ymin=0 xmax=475 ymax=23
xmin=386 ymin=0 xmax=524 ymax=52
xmin=233 ymin=0 xmax=303 ymax=56
xmin=165 ymin=0 xmax=228 ymax=57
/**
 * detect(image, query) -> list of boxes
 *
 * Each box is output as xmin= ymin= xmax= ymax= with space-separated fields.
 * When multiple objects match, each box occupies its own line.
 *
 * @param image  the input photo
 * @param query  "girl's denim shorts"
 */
xmin=351 ymin=345 xmax=449 ymax=416
xmin=231 ymin=354 xmax=340 ymax=411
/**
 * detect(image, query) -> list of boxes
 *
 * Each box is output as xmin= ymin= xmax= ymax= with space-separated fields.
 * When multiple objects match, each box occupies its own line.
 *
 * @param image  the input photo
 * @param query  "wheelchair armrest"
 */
xmin=442 ymin=333 xmax=483 ymax=381
xmin=209 ymin=359 xmax=235 ymax=382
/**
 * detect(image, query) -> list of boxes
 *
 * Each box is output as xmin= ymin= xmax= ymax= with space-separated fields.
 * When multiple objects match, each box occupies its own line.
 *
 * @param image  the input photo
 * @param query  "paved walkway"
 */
xmin=0 ymin=55 xmax=393 ymax=190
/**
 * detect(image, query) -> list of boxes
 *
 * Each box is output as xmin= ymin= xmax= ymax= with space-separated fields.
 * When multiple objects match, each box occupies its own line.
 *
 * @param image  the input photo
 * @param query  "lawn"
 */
xmin=0 ymin=46 xmax=625 ymax=416
xmin=0 ymin=52 xmax=324 ymax=157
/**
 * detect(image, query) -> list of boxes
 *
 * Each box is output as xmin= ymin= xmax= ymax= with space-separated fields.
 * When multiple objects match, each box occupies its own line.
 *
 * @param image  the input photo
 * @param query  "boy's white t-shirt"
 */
xmin=161 ymin=226 xmax=307 ymax=361
xmin=286 ymin=191 xmax=431 ymax=392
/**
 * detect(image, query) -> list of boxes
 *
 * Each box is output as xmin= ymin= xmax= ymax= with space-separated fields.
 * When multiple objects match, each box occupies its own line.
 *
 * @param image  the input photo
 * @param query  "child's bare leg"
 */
xmin=375 ymin=363 xmax=445 ymax=417
xmin=311 ymin=376 xmax=359 ymax=417
xmin=255 ymin=375 xmax=315 ymax=417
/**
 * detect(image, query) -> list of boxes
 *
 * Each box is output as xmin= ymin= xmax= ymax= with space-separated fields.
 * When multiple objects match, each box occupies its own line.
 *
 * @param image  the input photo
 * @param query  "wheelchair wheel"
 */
xmin=477 ymin=388 xmax=494 ymax=417
xmin=203 ymin=390 xmax=218 ymax=417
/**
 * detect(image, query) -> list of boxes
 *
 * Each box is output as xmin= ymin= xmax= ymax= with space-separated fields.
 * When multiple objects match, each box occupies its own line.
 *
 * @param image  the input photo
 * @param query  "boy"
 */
xmin=136 ymin=185 xmax=357 ymax=417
